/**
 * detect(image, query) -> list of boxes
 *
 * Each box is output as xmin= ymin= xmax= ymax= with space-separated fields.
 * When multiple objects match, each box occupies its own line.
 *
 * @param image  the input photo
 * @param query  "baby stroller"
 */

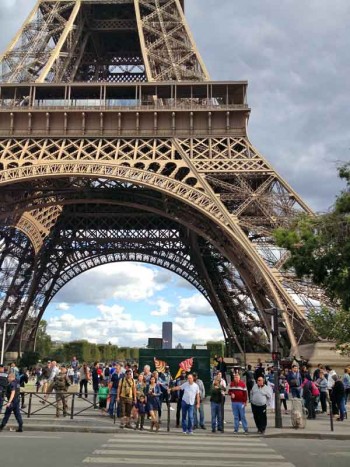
xmin=290 ymin=397 xmax=307 ymax=429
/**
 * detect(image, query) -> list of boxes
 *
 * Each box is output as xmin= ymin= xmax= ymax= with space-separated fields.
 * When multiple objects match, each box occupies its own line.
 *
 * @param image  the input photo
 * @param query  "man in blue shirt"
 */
xmin=0 ymin=373 xmax=23 ymax=432
xmin=108 ymin=363 xmax=124 ymax=418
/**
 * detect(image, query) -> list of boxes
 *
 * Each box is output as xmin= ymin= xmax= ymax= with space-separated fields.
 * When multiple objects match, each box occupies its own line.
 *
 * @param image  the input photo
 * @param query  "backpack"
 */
xmin=53 ymin=374 xmax=69 ymax=392
xmin=311 ymin=382 xmax=320 ymax=397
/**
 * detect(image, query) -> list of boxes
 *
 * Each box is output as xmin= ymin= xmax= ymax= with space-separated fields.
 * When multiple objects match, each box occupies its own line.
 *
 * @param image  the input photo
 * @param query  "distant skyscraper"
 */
xmin=162 ymin=322 xmax=173 ymax=349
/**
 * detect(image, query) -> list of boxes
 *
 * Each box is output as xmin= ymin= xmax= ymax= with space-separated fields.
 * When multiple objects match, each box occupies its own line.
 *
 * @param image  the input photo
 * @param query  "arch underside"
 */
xmin=0 ymin=174 xmax=319 ymax=354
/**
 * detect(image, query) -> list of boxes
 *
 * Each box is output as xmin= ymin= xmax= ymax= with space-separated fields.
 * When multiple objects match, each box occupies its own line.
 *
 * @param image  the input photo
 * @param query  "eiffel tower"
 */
xmin=0 ymin=0 xmax=324 ymax=358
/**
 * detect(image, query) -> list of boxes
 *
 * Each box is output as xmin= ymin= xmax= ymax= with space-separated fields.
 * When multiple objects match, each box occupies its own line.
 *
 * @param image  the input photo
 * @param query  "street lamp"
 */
xmin=1 ymin=321 xmax=7 ymax=365
xmin=265 ymin=307 xmax=283 ymax=429
xmin=0 ymin=321 xmax=18 ymax=365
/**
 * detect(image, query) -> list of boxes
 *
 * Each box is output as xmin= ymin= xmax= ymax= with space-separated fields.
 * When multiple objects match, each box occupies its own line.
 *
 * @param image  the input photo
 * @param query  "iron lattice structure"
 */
xmin=0 ymin=0 xmax=325 ymax=355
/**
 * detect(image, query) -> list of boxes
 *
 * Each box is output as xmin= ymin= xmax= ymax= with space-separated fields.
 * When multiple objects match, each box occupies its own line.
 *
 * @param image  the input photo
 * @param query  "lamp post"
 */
xmin=0 ymin=321 xmax=18 ymax=365
xmin=1 ymin=321 xmax=7 ymax=365
xmin=265 ymin=307 xmax=283 ymax=429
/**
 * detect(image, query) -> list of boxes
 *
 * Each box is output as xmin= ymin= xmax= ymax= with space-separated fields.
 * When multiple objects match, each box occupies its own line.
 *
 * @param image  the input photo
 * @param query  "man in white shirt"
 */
xmin=172 ymin=373 xmax=200 ymax=435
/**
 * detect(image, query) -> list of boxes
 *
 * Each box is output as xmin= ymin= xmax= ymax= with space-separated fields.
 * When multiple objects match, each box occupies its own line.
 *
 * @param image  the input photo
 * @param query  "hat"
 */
xmin=192 ymin=372 xmax=197 ymax=376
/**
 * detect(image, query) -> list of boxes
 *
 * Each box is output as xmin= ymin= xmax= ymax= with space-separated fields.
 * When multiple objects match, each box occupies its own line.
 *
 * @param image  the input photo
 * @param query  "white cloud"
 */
xmin=46 ymin=300 xmax=223 ymax=347
xmin=173 ymin=317 xmax=223 ymax=346
xmin=150 ymin=299 xmax=172 ymax=317
xmin=55 ymin=303 xmax=70 ymax=311
xmin=52 ymin=263 xmax=167 ymax=305
xmin=178 ymin=293 xmax=214 ymax=317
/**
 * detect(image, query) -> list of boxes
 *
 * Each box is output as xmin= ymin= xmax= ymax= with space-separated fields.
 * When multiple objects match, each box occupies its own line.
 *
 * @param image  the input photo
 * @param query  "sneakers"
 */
xmin=187 ymin=431 xmax=193 ymax=435
xmin=244 ymin=431 xmax=249 ymax=435
xmin=212 ymin=429 xmax=216 ymax=433
xmin=182 ymin=431 xmax=187 ymax=434
xmin=170 ymin=407 xmax=175 ymax=411
xmin=200 ymin=425 xmax=206 ymax=430
xmin=16 ymin=427 xmax=23 ymax=433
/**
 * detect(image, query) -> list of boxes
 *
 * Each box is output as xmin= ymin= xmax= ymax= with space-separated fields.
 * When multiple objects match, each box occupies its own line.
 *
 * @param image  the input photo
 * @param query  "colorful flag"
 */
xmin=154 ymin=357 xmax=167 ymax=374
xmin=175 ymin=357 xmax=194 ymax=378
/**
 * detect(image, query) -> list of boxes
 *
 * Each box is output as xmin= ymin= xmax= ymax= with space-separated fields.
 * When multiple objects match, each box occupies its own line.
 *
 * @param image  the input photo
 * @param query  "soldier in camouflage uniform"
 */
xmin=53 ymin=366 xmax=70 ymax=418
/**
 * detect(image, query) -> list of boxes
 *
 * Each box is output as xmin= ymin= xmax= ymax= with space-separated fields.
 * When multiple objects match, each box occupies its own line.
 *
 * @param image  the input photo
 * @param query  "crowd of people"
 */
xmin=0 ymin=356 xmax=349 ymax=435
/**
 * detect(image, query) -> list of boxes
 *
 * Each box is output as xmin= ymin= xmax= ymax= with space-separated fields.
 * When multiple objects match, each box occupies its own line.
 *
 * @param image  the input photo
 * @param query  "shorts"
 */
xmin=121 ymin=398 xmax=133 ymax=418
xmin=99 ymin=399 xmax=107 ymax=409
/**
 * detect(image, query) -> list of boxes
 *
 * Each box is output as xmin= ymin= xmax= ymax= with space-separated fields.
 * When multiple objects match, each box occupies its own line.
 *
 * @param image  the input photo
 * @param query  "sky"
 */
xmin=1 ymin=1 xmax=349 ymax=347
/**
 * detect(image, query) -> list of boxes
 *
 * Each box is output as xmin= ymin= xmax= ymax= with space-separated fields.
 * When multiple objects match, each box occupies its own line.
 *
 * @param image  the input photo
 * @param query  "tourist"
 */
xmin=146 ymin=375 xmax=162 ymax=431
xmin=229 ymin=373 xmax=248 ymax=434
xmin=78 ymin=362 xmax=90 ymax=398
xmin=215 ymin=356 xmax=227 ymax=383
xmin=342 ymin=368 xmax=350 ymax=403
xmin=91 ymin=361 xmax=100 ymax=409
xmin=71 ymin=356 xmax=79 ymax=384
xmin=250 ymin=376 xmax=271 ymax=434
xmin=315 ymin=369 xmax=328 ymax=413
xmin=192 ymin=372 xmax=206 ymax=429
xmin=174 ymin=370 xmax=187 ymax=428
xmin=210 ymin=377 xmax=224 ymax=433
xmin=42 ymin=360 xmax=59 ymax=403
xmin=301 ymin=376 xmax=316 ymax=420
xmin=243 ymin=364 xmax=255 ymax=401
xmin=172 ymin=373 xmax=200 ymax=435
xmin=98 ymin=380 xmax=109 ymax=415
xmin=134 ymin=394 xmax=147 ymax=430
xmin=117 ymin=369 xmax=136 ymax=429
xmin=108 ymin=363 xmax=124 ymax=418
xmin=287 ymin=364 xmax=302 ymax=398
xmin=331 ymin=375 xmax=346 ymax=421
xmin=279 ymin=375 xmax=289 ymax=414
xmin=142 ymin=365 xmax=152 ymax=384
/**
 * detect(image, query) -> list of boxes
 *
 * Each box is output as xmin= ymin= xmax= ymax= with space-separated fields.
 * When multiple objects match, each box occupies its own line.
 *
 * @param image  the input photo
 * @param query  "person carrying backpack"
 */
xmin=301 ymin=377 xmax=316 ymax=420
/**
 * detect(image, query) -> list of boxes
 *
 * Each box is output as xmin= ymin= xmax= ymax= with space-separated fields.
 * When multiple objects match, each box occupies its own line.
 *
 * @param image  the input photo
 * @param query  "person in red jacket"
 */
xmin=228 ymin=373 xmax=248 ymax=434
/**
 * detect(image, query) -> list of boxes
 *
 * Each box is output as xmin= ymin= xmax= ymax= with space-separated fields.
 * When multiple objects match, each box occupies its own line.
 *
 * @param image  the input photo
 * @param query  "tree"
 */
xmin=275 ymin=163 xmax=350 ymax=309
xmin=275 ymin=164 xmax=350 ymax=351
xmin=35 ymin=320 xmax=53 ymax=358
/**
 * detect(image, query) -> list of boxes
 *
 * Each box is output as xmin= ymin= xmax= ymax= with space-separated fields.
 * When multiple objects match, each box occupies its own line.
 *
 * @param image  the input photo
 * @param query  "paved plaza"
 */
xmin=3 ymin=386 xmax=349 ymax=440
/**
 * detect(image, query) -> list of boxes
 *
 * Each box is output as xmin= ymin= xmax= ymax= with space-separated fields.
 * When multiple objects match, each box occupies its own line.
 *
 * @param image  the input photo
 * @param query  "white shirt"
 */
xmin=181 ymin=382 xmax=200 ymax=405
xmin=48 ymin=366 xmax=59 ymax=381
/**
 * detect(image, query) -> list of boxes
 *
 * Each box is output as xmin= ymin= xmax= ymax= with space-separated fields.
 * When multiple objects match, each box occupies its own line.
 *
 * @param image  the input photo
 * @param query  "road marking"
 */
xmin=92 ymin=450 xmax=284 ymax=460
xmin=0 ymin=435 xmax=62 ymax=439
xmin=101 ymin=443 xmax=273 ymax=451
xmin=107 ymin=436 xmax=268 ymax=446
xmin=83 ymin=459 xmax=294 ymax=466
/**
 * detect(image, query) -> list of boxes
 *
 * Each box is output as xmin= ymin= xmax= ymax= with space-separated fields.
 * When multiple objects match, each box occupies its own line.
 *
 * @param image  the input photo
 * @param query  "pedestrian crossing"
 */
xmin=82 ymin=433 xmax=295 ymax=466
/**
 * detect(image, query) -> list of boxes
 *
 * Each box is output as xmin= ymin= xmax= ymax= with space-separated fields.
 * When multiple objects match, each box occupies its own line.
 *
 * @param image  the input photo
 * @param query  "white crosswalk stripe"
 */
xmin=82 ymin=433 xmax=295 ymax=466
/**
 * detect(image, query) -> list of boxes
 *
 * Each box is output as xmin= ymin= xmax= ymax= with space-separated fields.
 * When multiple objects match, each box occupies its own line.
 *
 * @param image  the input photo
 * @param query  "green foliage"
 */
xmin=19 ymin=351 xmax=40 ymax=368
xmin=206 ymin=341 xmax=225 ymax=359
xmin=308 ymin=307 xmax=350 ymax=354
xmin=35 ymin=320 xmax=53 ymax=359
xmin=275 ymin=164 xmax=350 ymax=310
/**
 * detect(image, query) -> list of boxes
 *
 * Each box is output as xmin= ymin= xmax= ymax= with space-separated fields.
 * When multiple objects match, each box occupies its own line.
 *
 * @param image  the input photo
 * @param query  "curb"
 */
xmin=4 ymin=424 xmax=350 ymax=440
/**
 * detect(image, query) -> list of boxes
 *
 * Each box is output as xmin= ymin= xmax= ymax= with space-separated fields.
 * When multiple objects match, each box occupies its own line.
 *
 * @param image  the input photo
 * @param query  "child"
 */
xmin=135 ymin=394 xmax=147 ymax=430
xmin=98 ymin=380 xmax=109 ymax=415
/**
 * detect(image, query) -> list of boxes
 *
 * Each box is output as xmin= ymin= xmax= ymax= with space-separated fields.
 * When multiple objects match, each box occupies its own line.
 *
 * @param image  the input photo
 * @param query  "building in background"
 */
xmin=162 ymin=322 xmax=173 ymax=349
xmin=147 ymin=338 xmax=163 ymax=349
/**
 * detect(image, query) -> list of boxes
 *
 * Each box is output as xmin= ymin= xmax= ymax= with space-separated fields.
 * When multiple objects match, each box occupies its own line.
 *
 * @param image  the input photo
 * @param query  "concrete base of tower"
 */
xmin=298 ymin=341 xmax=349 ymax=374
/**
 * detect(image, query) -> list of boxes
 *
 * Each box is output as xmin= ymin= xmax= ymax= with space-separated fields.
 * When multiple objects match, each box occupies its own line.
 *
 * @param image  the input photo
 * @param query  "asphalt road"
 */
xmin=1 ymin=431 xmax=350 ymax=467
